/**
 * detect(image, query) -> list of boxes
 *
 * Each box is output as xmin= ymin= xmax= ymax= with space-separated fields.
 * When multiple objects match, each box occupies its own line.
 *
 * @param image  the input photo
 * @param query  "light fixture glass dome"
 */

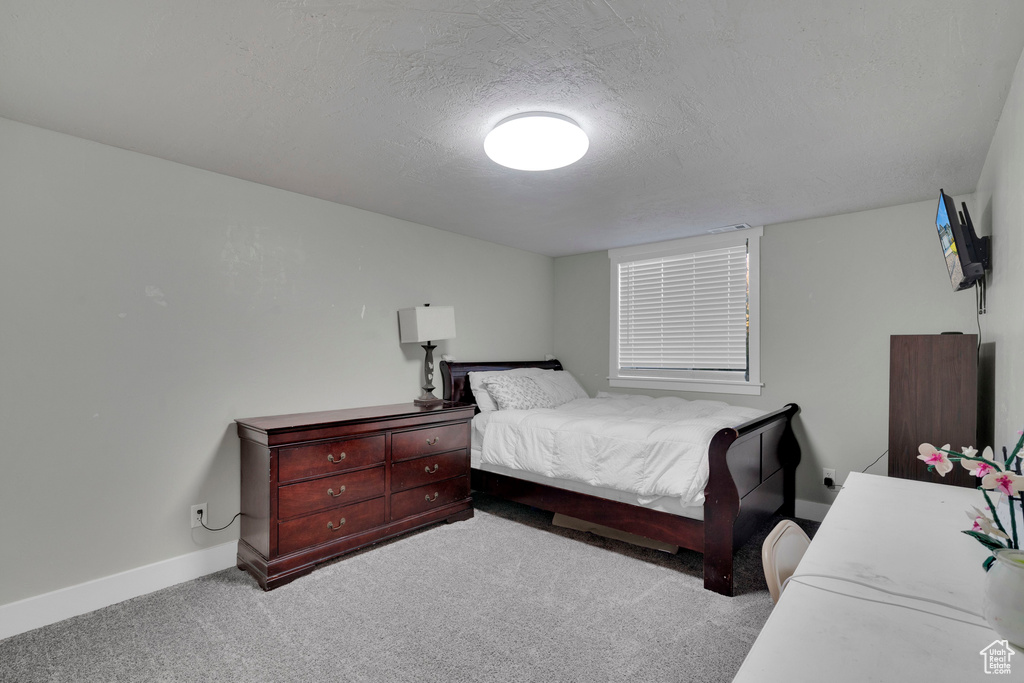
xmin=484 ymin=112 xmax=589 ymax=171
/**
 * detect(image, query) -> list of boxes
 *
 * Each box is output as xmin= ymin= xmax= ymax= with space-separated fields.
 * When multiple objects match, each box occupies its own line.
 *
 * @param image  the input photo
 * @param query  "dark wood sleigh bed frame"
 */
xmin=440 ymin=359 xmax=801 ymax=596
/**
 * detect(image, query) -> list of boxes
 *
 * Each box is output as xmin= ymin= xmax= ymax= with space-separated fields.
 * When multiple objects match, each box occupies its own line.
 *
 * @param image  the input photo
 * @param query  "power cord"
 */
xmin=861 ymin=449 xmax=888 ymax=473
xmin=824 ymin=450 xmax=887 ymax=492
xmin=976 ymin=282 xmax=983 ymax=343
xmin=198 ymin=510 xmax=241 ymax=532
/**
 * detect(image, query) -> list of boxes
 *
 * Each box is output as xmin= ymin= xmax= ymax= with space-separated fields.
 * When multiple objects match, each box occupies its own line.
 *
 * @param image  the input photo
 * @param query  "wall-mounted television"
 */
xmin=935 ymin=189 xmax=990 ymax=292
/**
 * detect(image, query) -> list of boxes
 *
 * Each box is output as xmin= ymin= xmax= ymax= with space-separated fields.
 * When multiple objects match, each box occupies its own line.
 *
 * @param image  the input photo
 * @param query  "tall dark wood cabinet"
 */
xmin=888 ymin=334 xmax=977 ymax=488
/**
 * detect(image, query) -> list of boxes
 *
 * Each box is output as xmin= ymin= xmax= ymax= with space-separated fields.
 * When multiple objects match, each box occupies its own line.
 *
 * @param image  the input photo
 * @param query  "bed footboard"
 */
xmin=703 ymin=403 xmax=801 ymax=595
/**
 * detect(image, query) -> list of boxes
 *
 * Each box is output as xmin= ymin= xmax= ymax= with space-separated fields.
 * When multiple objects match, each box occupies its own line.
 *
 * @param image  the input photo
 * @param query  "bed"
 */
xmin=440 ymin=359 xmax=801 ymax=596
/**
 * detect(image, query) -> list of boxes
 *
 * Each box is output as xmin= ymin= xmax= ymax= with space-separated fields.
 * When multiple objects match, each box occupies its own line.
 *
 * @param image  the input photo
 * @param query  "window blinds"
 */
xmin=617 ymin=242 xmax=749 ymax=374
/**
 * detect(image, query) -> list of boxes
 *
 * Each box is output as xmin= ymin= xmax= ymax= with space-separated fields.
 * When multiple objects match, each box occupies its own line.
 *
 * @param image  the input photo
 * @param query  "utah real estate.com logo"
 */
xmin=980 ymin=640 xmax=1015 ymax=675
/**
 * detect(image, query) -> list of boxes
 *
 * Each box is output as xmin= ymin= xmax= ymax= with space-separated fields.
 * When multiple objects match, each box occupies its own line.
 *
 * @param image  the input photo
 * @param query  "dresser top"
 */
xmin=236 ymin=402 xmax=475 ymax=434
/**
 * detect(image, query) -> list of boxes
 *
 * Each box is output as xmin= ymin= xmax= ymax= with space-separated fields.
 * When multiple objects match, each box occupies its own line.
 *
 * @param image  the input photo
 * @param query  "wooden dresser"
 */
xmin=235 ymin=402 xmax=475 ymax=589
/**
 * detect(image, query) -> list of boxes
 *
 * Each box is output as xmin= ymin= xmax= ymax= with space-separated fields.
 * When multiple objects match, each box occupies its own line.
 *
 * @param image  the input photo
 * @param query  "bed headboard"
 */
xmin=440 ymin=359 xmax=564 ymax=406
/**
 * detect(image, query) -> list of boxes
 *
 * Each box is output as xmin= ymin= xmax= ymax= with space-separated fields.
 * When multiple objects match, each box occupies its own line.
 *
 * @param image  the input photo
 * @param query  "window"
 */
xmin=608 ymin=227 xmax=762 ymax=395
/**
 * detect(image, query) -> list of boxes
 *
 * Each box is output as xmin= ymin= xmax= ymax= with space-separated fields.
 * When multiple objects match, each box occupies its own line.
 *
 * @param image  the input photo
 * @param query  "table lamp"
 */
xmin=398 ymin=304 xmax=456 ymax=407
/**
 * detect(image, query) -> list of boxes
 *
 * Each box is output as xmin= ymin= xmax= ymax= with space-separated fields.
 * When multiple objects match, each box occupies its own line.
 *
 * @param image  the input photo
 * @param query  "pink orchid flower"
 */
xmin=917 ymin=443 xmax=953 ymax=476
xmin=960 ymin=446 xmax=1000 ymax=478
xmin=966 ymin=506 xmax=1009 ymax=539
xmin=981 ymin=470 xmax=1024 ymax=496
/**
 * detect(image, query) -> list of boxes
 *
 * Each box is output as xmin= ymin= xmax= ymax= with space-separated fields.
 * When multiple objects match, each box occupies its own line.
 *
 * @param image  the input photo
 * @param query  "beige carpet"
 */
xmin=0 ymin=493 xmax=816 ymax=682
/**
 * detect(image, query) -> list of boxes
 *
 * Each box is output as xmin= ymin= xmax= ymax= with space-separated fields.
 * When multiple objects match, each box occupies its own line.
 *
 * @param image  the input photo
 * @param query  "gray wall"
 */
xmin=554 ymin=199 xmax=980 ymax=506
xmin=0 ymin=117 xmax=554 ymax=606
xmin=974 ymin=45 xmax=1024 ymax=451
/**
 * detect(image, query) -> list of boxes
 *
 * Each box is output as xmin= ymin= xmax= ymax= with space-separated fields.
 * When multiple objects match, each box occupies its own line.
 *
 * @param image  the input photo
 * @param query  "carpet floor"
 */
xmin=0 ymin=494 xmax=817 ymax=682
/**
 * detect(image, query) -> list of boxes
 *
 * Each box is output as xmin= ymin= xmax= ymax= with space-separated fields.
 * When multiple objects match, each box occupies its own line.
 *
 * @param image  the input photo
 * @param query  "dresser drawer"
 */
xmin=392 ymin=423 xmax=469 ymax=462
xmin=390 ymin=475 xmax=470 ymax=520
xmin=278 ymin=466 xmax=385 ymax=519
xmin=390 ymin=450 xmax=468 ymax=492
xmin=278 ymin=497 xmax=385 ymax=556
xmin=279 ymin=434 xmax=385 ymax=482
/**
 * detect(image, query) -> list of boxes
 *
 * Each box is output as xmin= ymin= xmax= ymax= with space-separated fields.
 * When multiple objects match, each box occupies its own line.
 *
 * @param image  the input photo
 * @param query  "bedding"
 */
xmin=531 ymin=370 xmax=588 ymax=405
xmin=478 ymin=393 xmax=766 ymax=508
xmin=471 ymin=453 xmax=707 ymax=520
xmin=471 ymin=412 xmax=705 ymax=518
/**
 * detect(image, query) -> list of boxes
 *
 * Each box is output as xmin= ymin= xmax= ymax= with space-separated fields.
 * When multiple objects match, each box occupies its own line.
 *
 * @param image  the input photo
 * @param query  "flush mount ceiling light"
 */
xmin=484 ymin=112 xmax=589 ymax=171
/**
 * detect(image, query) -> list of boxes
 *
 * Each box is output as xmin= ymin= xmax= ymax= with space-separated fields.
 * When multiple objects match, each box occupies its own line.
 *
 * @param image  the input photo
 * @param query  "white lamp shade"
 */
xmin=398 ymin=306 xmax=456 ymax=344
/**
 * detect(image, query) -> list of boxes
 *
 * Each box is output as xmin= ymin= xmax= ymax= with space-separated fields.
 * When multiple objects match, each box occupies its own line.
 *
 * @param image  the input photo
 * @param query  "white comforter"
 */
xmin=479 ymin=394 xmax=766 ymax=507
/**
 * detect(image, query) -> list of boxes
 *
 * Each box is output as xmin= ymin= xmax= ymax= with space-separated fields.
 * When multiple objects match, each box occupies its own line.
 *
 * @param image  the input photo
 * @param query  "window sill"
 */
xmin=609 ymin=377 xmax=763 ymax=396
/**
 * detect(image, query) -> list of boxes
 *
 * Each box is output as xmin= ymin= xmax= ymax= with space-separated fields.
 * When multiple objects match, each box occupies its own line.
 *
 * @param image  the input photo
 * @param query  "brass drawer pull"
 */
xmin=425 ymin=464 xmax=439 ymax=474
xmin=327 ymin=486 xmax=346 ymax=497
xmin=426 ymin=437 xmax=439 ymax=446
xmin=327 ymin=452 xmax=346 ymax=463
xmin=327 ymin=518 xmax=346 ymax=531
xmin=425 ymin=492 xmax=439 ymax=502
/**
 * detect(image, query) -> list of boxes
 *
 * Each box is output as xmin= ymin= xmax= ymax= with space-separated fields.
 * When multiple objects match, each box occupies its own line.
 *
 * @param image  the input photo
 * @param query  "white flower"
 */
xmin=982 ymin=470 xmax=1024 ymax=497
xmin=917 ymin=443 xmax=953 ymax=476
xmin=966 ymin=506 xmax=1009 ymax=539
xmin=960 ymin=446 xmax=1001 ymax=478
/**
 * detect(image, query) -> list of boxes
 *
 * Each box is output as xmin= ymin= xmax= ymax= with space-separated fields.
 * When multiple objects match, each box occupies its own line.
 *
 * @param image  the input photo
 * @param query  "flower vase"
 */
xmin=984 ymin=549 xmax=1024 ymax=649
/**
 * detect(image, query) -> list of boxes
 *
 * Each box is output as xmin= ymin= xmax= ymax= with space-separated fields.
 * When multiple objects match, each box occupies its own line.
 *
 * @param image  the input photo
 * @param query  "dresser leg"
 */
xmin=445 ymin=507 xmax=474 ymax=524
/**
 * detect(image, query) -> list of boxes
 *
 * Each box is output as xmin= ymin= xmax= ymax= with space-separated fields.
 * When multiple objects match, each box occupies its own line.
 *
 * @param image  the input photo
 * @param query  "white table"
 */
xmin=734 ymin=472 xmax=1008 ymax=682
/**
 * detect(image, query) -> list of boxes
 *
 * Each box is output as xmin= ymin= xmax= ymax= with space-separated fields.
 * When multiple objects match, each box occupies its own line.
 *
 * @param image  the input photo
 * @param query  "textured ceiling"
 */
xmin=2 ymin=1 xmax=1023 ymax=256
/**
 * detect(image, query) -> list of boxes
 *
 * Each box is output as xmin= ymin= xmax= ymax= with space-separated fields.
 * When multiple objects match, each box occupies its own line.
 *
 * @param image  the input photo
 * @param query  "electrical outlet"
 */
xmin=191 ymin=503 xmax=207 ymax=529
xmin=823 ymin=468 xmax=836 ymax=487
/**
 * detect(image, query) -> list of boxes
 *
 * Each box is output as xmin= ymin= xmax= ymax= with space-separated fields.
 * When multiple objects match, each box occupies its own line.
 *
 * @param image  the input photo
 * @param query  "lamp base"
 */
xmin=414 ymin=342 xmax=444 ymax=408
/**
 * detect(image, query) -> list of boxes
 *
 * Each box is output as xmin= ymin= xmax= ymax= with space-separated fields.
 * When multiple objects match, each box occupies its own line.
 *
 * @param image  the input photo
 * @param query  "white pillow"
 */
xmin=482 ymin=375 xmax=555 ymax=411
xmin=468 ymin=367 xmax=549 ymax=412
xmin=532 ymin=371 xmax=589 ymax=406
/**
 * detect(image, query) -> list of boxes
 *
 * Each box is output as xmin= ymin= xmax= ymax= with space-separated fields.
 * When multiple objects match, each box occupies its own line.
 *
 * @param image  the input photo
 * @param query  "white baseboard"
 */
xmin=0 ymin=541 xmax=237 ymax=641
xmin=2 ymin=496 xmax=831 ymax=641
xmin=794 ymin=498 xmax=831 ymax=522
